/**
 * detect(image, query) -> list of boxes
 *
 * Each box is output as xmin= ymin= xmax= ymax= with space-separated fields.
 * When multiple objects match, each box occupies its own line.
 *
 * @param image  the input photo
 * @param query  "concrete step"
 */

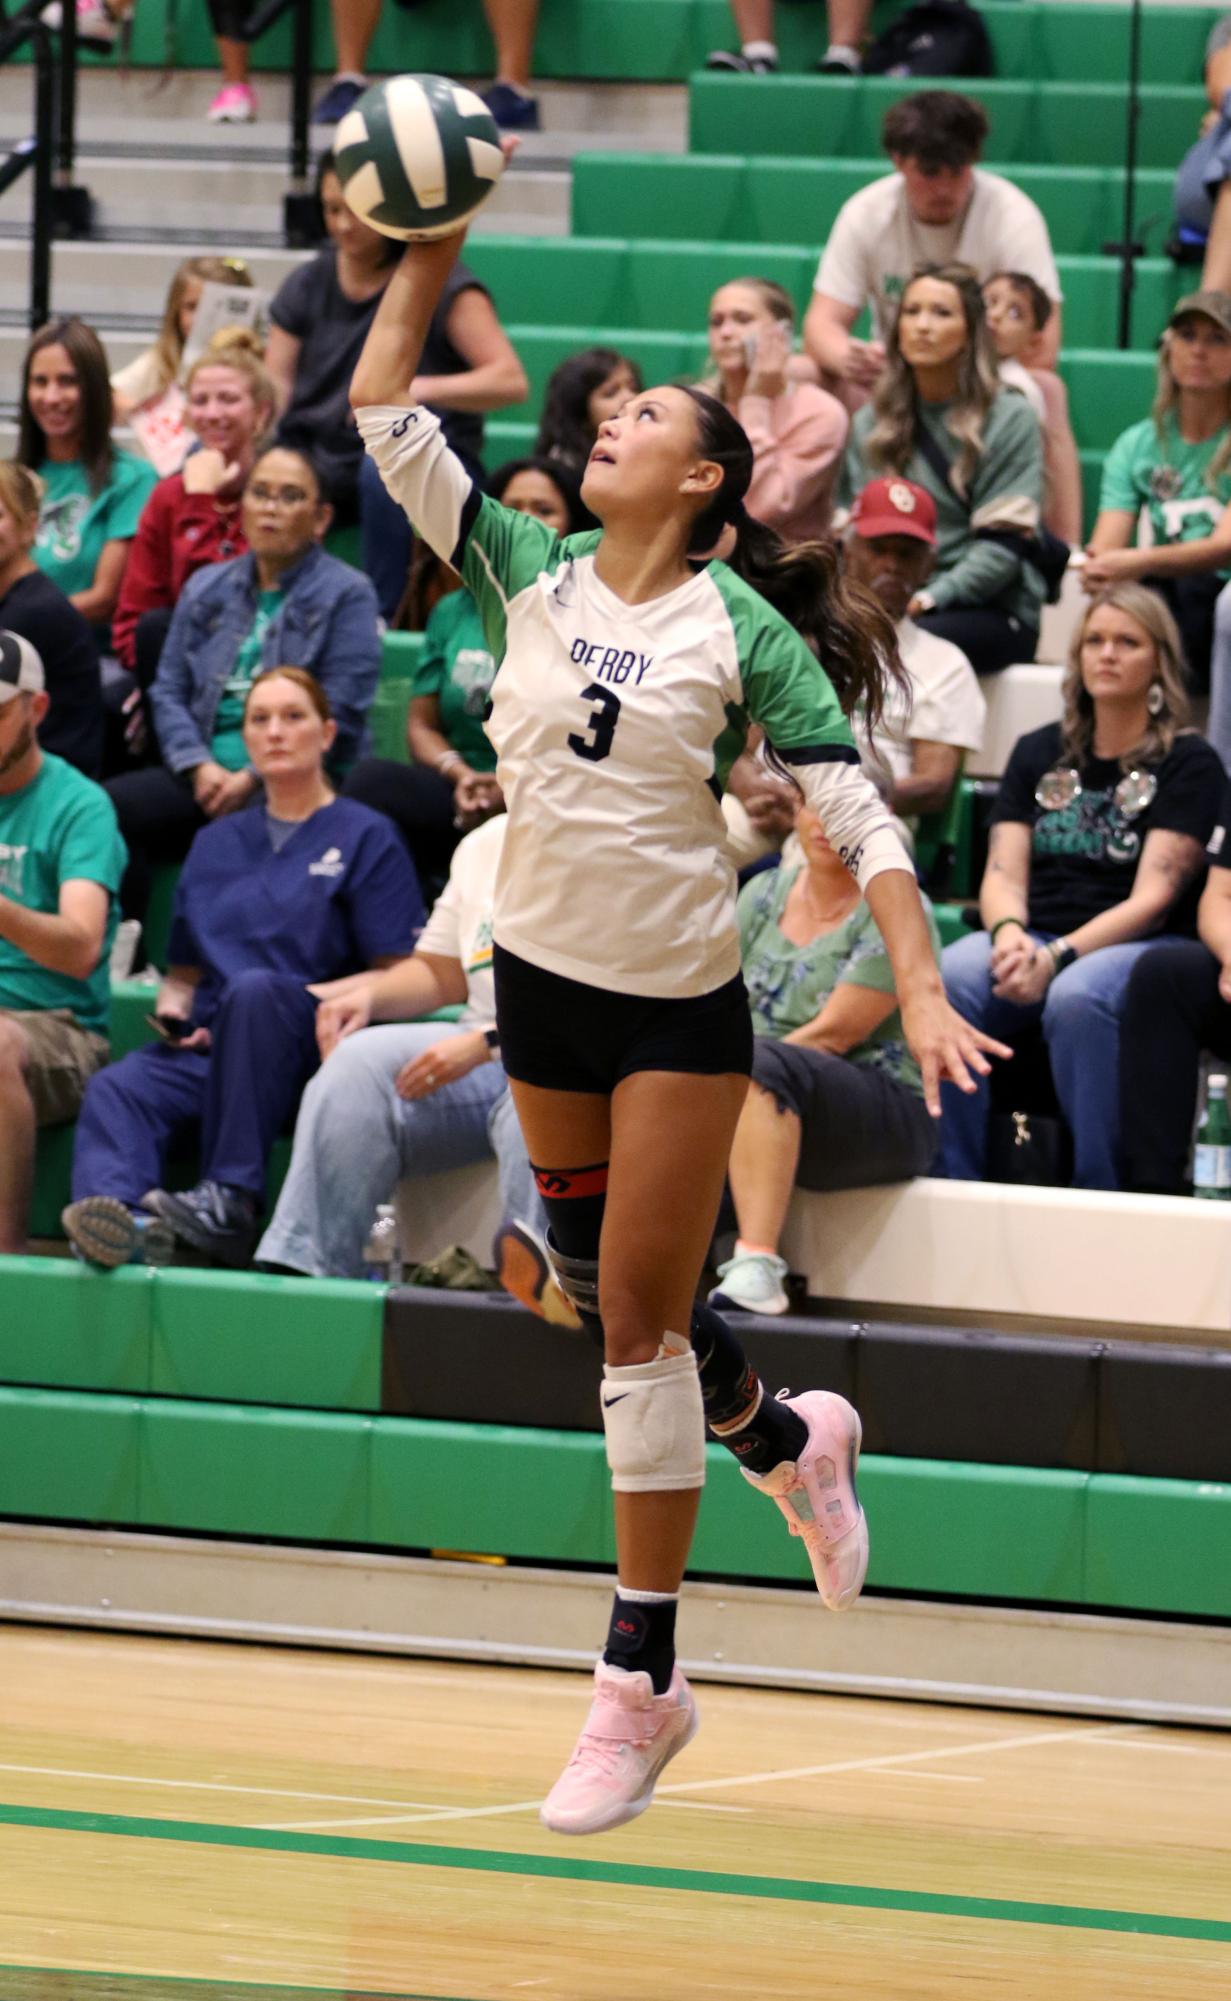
xmin=0 ymin=236 xmax=308 ymax=317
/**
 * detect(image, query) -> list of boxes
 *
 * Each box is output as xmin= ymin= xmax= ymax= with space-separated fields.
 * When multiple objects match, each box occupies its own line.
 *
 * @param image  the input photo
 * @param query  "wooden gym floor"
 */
xmin=1 ymin=1625 xmax=1228 ymax=2000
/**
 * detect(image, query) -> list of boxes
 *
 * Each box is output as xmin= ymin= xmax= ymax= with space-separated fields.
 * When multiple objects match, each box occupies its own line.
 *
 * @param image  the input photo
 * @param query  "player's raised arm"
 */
xmin=349 ymin=235 xmax=465 ymax=413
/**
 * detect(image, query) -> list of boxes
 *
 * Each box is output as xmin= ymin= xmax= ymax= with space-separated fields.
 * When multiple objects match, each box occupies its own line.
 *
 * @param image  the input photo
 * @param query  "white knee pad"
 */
xmin=601 ymin=1349 xmax=706 ymax=1493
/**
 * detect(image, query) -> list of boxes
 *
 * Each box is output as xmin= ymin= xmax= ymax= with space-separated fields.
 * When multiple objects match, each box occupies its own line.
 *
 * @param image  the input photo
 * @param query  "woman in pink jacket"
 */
xmin=706 ymin=277 xmax=849 ymax=543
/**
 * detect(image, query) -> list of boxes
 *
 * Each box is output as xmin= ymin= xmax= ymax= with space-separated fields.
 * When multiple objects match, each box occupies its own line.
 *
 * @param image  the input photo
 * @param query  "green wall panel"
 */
xmin=1085 ymin=1475 xmax=1231 ymax=1620
xmin=369 ymin=1416 xmax=616 ymax=1564
xmin=0 ymin=1386 xmax=140 ymax=1521
xmin=0 ymin=1257 xmax=151 ymax=1393
xmin=149 ymin=1269 xmax=383 ymax=1411
xmin=862 ymin=1457 xmax=1087 ymax=1602
xmin=139 ymin=1399 xmax=371 ymax=1540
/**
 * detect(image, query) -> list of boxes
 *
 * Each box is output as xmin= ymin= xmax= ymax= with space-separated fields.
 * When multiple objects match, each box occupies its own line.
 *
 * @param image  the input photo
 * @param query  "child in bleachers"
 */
xmin=533 ymin=347 xmax=643 ymax=474
xmin=983 ymin=271 xmax=1083 ymax=546
xmin=111 ymin=254 xmax=255 ymax=471
xmin=705 ymin=277 xmax=848 ymax=542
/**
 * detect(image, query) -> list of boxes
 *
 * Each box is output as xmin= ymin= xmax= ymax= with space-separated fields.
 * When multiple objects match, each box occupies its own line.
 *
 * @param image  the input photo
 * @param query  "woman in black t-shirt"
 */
xmin=264 ymin=152 xmax=527 ymax=617
xmin=940 ymin=584 xmax=1224 ymax=1188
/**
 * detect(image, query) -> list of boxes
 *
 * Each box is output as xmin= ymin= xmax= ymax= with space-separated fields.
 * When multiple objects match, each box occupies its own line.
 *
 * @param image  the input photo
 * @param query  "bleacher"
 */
xmin=1 ymin=0 xmax=1228 ymax=1719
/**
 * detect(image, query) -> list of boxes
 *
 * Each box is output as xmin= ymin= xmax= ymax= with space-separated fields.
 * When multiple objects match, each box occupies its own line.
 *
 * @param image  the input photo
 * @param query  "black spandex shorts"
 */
xmin=493 ymin=943 xmax=754 ymax=1094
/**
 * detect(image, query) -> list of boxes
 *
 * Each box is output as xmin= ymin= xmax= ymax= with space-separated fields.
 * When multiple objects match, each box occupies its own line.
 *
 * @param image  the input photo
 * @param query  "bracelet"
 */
xmin=437 ymin=750 xmax=463 ymax=780
xmin=989 ymin=917 xmax=1027 ymax=943
xmin=1046 ymin=938 xmax=1078 ymax=975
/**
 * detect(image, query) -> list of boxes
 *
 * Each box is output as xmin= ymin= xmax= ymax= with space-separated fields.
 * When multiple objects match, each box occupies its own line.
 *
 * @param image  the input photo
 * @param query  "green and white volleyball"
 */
xmin=334 ymin=75 xmax=505 ymax=242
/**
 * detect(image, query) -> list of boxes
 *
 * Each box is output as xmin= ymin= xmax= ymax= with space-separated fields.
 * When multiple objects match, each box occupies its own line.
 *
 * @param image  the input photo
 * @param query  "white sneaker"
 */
xmin=540 ymin=1661 xmax=698 ymax=1836
xmin=708 ymin=1249 xmax=790 ymax=1315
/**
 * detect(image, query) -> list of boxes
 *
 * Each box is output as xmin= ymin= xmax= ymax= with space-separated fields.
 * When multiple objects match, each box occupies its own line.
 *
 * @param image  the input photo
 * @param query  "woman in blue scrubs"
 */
xmin=64 ymin=666 xmax=424 ymax=1268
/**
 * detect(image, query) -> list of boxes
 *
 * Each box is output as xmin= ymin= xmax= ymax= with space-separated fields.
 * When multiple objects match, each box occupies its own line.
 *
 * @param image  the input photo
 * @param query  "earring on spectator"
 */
xmin=1147 ymin=681 xmax=1165 ymax=716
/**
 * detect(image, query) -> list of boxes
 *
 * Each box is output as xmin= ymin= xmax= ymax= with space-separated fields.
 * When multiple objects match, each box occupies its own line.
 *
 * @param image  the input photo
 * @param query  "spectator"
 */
xmin=982 ymin=271 xmax=1083 ymax=546
xmin=0 ymin=632 xmax=124 ymax=1253
xmin=845 ymin=477 xmax=985 ymax=822
xmin=804 ymin=94 xmax=1062 ymax=396
xmin=310 ymin=0 xmax=542 ymax=129
xmin=533 ymin=346 xmax=643 ymax=474
xmin=344 ymin=456 xmax=590 ymax=889
xmin=939 ymin=586 xmax=1224 ymax=1190
xmin=845 ymin=263 xmax=1046 ymax=673
xmin=110 ymin=254 xmax=255 ymax=470
xmin=705 ymin=277 xmax=848 ymax=542
xmin=0 ymin=463 xmax=103 ymax=780
xmin=706 ymin=0 xmax=874 ymax=74
xmin=256 ymin=812 xmax=552 ymax=1290
xmin=709 ymin=789 xmax=939 ymax=1315
xmin=265 ymin=150 xmax=527 ymax=619
xmin=107 ymin=446 xmax=381 ymax=929
xmin=112 ymin=331 xmax=277 ymax=685
xmin=1118 ymin=778 xmax=1231 ymax=1192
xmin=63 ymin=669 xmax=423 ymax=1269
xmin=1086 ymin=292 xmax=1231 ymax=696
xmin=18 ymin=318 xmax=157 ymax=637
xmin=1171 ymin=15 xmax=1231 ymax=289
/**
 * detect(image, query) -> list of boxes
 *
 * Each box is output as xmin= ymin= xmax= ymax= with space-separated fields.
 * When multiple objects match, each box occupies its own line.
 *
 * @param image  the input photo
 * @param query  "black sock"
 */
xmin=690 ymin=1302 xmax=808 ymax=1476
xmin=536 ymin=1166 xmax=607 ymax=1344
xmin=603 ymin=1591 xmax=677 ymax=1694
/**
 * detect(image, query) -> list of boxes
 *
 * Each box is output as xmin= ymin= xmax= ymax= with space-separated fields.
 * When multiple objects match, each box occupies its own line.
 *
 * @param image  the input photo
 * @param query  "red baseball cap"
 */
xmin=851 ymin=477 xmax=937 ymax=545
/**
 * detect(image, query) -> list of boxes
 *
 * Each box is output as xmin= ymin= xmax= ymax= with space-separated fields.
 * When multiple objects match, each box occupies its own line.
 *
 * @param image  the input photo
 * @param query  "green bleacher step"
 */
xmin=0 ymin=1385 xmax=1227 ymax=1618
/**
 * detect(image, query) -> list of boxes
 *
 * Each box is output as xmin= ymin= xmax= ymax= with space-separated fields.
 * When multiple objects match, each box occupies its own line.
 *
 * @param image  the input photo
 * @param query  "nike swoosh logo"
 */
xmin=602 ymin=1393 xmax=630 ymax=1408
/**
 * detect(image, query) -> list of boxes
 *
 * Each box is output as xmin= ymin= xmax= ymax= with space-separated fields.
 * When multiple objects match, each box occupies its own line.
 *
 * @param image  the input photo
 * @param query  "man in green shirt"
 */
xmin=0 ymin=630 xmax=125 ymax=1250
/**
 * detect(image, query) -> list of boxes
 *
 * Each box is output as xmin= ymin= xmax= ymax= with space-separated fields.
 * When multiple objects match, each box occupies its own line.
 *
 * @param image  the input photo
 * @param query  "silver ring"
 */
xmin=425 ymin=1071 xmax=436 ymax=1084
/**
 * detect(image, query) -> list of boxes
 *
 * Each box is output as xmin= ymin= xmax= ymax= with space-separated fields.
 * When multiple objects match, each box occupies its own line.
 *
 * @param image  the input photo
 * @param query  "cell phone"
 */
xmin=145 ymin=1012 xmax=191 ymax=1043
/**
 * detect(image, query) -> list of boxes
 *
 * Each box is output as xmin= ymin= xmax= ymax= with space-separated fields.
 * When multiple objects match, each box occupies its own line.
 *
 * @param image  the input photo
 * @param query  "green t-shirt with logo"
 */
xmin=0 ymin=751 xmax=126 ymax=1033
xmin=410 ymin=587 xmax=498 ymax=773
xmin=1099 ymin=412 xmax=1231 ymax=566
xmin=211 ymin=587 xmax=284 ymax=771
xmin=736 ymin=863 xmax=939 ymax=1099
xmin=33 ymin=449 xmax=157 ymax=602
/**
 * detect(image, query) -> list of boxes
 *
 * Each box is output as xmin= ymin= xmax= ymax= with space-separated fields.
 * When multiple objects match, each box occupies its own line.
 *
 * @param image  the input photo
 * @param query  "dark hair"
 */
xmin=244 ymin=665 xmax=334 ymax=722
xmin=487 ymin=454 xmax=596 ymax=534
xmin=682 ymin=387 xmax=908 ymax=738
xmin=881 ymin=91 xmax=988 ymax=172
xmin=18 ymin=318 xmax=114 ymax=496
xmin=247 ymin=443 xmax=330 ymax=507
xmin=533 ymin=346 xmax=644 ymax=469
xmin=987 ymin=269 xmax=1052 ymax=333
xmin=315 ymin=147 xmax=401 ymax=264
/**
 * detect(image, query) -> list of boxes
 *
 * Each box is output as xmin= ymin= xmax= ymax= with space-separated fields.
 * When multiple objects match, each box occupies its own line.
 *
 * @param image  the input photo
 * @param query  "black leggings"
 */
xmin=106 ymin=764 xmax=205 ymax=926
xmin=914 ymin=606 xmax=1038 ymax=676
xmin=1118 ymin=938 xmax=1231 ymax=1192
xmin=342 ymin=758 xmax=461 ymax=894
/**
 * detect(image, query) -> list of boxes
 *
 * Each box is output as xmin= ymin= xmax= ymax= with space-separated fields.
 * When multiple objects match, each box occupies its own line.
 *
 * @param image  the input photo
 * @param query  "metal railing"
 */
xmin=0 ymin=0 xmax=95 ymax=328
xmin=241 ymin=0 xmax=321 ymax=246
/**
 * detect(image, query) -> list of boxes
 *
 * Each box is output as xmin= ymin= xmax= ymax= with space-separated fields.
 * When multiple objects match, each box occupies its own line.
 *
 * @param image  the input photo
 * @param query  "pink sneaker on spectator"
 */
xmin=540 ymin=1660 xmax=698 ymax=1836
xmin=207 ymin=82 xmax=257 ymax=123
xmin=743 ymin=1390 xmax=868 ymax=1611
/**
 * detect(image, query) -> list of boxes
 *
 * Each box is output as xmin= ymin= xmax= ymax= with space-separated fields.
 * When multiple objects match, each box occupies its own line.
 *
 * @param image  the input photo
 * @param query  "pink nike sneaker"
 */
xmin=743 ymin=1389 xmax=868 ymax=1611
xmin=540 ymin=1660 xmax=698 ymax=1836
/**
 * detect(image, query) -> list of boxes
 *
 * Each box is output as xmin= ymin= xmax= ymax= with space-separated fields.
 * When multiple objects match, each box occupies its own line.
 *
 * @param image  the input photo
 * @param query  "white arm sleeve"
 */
xmin=356 ymin=402 xmax=477 ymax=567
xmin=776 ymin=747 xmax=916 ymax=892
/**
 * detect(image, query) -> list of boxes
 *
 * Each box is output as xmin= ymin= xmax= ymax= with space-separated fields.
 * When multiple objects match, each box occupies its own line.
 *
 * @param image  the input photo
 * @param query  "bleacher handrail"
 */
xmin=239 ymin=0 xmax=318 ymax=247
xmin=0 ymin=3 xmax=58 ymax=327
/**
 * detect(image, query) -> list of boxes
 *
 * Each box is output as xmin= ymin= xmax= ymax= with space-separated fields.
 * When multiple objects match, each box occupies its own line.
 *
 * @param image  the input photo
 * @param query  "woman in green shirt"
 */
xmin=710 ymin=796 xmax=939 ymax=1316
xmin=1085 ymin=291 xmax=1231 ymax=689
xmin=344 ymin=455 xmax=591 ymax=890
xmin=18 ymin=318 xmax=156 ymax=638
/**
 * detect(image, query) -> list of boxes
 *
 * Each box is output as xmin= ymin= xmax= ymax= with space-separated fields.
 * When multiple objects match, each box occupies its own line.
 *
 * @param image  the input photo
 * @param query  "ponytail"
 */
xmin=682 ymin=385 xmax=908 ymax=739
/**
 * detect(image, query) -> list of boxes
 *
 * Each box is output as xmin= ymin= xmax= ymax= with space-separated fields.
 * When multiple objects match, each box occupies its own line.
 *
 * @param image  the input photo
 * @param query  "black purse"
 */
xmin=913 ymin=424 xmax=1070 ymax=603
xmin=986 ymin=1109 xmax=1072 ymax=1187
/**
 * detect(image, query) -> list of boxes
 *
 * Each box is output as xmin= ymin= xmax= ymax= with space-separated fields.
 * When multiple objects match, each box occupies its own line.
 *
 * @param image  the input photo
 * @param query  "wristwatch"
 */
xmin=1046 ymin=938 xmax=1077 ymax=976
xmin=483 ymin=1026 xmax=500 ymax=1056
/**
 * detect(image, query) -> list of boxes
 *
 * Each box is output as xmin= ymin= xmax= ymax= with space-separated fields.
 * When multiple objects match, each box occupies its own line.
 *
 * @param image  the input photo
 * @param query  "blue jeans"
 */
xmin=254 ymin=1020 xmax=542 ymax=1277
xmin=939 ymin=929 xmax=1164 ymax=1190
xmin=1203 ymin=580 xmax=1231 ymax=771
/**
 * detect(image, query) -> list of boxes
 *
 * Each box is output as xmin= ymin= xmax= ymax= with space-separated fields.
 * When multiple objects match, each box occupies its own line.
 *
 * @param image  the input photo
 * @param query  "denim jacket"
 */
xmin=150 ymin=542 xmax=381 ymax=775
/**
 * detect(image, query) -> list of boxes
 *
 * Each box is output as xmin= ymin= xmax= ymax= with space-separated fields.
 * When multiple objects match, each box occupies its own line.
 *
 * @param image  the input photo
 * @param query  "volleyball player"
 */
xmin=350 ymin=235 xmax=1007 ymax=1839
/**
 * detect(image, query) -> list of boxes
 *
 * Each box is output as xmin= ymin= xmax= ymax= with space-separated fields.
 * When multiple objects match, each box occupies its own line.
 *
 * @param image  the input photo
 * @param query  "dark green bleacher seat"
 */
xmin=688 ymin=76 xmax=1206 ymax=173
xmin=572 ymin=156 xmax=1181 ymax=261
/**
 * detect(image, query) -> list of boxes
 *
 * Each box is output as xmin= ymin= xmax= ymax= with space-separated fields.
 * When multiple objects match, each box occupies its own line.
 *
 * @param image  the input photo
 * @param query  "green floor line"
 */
xmin=0 ymin=1976 xmax=470 ymax=2001
xmin=3 ymin=1802 xmax=1229 ymax=1946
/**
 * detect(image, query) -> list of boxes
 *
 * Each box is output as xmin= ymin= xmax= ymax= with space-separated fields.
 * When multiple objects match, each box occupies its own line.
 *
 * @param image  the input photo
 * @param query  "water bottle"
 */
xmin=134 ymin=1214 xmax=175 ymax=1266
xmin=362 ymin=1203 xmax=404 ymax=1283
xmin=1193 ymin=1074 xmax=1231 ymax=1200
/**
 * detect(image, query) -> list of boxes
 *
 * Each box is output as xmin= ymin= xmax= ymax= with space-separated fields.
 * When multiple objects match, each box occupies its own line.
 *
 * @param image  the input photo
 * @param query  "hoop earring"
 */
xmin=1147 ymin=682 xmax=1165 ymax=717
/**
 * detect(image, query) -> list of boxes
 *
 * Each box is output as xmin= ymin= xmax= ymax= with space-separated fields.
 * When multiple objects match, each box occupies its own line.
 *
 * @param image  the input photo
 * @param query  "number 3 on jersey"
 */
xmin=567 ymin=681 xmax=621 ymax=763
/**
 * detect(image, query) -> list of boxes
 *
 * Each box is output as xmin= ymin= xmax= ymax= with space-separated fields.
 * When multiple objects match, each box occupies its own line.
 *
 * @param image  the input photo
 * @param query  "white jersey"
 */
xmin=360 ymin=403 xmax=911 ymax=999
xmin=416 ymin=812 xmax=503 ymax=1029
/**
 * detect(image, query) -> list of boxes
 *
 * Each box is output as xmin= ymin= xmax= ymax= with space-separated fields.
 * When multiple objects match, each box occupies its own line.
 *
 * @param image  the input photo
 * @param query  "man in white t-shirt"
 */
xmin=846 ymin=477 xmax=986 ymax=823
xmin=804 ymin=91 xmax=1063 ymax=394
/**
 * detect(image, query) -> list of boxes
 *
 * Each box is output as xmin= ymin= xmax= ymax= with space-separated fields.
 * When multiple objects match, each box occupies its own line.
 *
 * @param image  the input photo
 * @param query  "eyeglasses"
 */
xmin=247 ymin=483 xmax=311 ymax=509
xmin=1035 ymin=767 xmax=1159 ymax=818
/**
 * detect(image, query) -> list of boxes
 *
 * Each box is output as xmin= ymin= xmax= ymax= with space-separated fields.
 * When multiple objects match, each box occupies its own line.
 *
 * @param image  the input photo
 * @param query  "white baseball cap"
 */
xmin=0 ymin=630 xmax=45 ymax=704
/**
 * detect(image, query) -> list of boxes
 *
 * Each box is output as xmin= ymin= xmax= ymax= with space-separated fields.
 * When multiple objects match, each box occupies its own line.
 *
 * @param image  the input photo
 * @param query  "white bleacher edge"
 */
xmin=396 ymin=1164 xmax=1231 ymax=1337
xmin=970 ymin=662 xmax=1065 ymax=780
